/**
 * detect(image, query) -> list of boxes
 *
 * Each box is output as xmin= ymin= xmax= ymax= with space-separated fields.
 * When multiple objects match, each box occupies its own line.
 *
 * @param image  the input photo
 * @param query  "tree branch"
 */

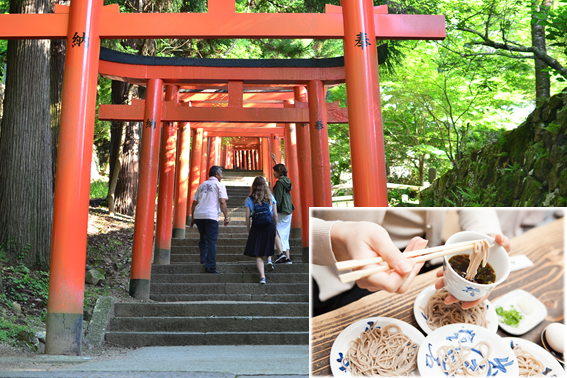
xmin=458 ymin=27 xmax=567 ymax=78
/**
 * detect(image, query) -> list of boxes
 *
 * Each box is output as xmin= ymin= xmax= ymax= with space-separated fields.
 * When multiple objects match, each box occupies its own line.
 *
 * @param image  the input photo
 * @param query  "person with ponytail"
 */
xmin=243 ymin=176 xmax=278 ymax=284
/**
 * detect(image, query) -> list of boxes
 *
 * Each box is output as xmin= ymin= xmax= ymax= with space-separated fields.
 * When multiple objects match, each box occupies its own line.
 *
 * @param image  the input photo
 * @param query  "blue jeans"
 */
xmin=194 ymin=219 xmax=219 ymax=270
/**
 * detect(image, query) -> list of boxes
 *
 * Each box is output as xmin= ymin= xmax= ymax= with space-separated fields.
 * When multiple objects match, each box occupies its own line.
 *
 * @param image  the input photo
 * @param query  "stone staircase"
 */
xmin=105 ymin=171 xmax=308 ymax=347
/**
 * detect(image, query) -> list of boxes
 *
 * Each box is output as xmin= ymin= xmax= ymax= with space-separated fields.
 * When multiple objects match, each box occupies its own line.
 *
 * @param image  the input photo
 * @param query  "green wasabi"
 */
xmin=496 ymin=305 xmax=524 ymax=327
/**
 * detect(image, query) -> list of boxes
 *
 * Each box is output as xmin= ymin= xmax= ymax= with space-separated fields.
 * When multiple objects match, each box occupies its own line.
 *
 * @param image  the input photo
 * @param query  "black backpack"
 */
xmin=251 ymin=197 xmax=272 ymax=227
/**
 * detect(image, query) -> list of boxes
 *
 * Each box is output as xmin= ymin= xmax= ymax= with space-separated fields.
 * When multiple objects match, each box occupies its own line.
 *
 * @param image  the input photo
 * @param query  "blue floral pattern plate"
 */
xmin=417 ymin=324 xmax=519 ymax=377
xmin=329 ymin=317 xmax=425 ymax=377
xmin=504 ymin=337 xmax=565 ymax=377
xmin=414 ymin=285 xmax=498 ymax=335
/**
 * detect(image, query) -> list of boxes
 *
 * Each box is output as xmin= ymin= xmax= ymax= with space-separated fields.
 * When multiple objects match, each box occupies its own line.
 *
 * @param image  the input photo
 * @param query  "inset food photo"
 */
xmin=310 ymin=208 xmax=564 ymax=377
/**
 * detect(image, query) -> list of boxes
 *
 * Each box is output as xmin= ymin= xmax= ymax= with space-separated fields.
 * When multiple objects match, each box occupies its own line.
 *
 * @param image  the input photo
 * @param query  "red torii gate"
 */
xmin=0 ymin=0 xmax=445 ymax=355
xmin=97 ymin=50 xmax=352 ymax=287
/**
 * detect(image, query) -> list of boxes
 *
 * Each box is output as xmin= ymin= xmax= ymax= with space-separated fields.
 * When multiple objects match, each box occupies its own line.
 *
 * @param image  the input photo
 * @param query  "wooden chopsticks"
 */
xmin=336 ymin=240 xmax=492 ymax=283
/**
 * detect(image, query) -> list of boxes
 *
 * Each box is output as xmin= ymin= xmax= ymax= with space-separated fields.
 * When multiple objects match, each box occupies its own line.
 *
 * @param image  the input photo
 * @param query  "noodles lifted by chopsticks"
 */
xmin=341 ymin=323 xmax=419 ymax=376
xmin=438 ymin=340 xmax=492 ymax=376
xmin=513 ymin=344 xmax=545 ymax=377
xmin=465 ymin=240 xmax=490 ymax=281
xmin=420 ymin=289 xmax=489 ymax=330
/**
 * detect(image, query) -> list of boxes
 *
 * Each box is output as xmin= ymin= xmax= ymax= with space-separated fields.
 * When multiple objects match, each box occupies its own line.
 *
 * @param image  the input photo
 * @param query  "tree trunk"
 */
xmin=108 ymin=120 xmax=125 ymax=216
xmin=50 ymin=38 xmax=65 ymax=194
xmin=418 ymin=154 xmax=425 ymax=186
xmin=49 ymin=0 xmax=68 ymax=194
xmin=532 ymin=0 xmax=554 ymax=101
xmin=108 ymin=80 xmax=142 ymax=216
xmin=114 ymin=118 xmax=141 ymax=215
xmin=0 ymin=83 xmax=4 ymax=122
xmin=0 ymin=0 xmax=52 ymax=269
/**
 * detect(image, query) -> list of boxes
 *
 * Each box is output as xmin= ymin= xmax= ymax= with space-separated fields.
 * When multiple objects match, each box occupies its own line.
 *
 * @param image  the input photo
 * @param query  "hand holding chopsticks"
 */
xmin=336 ymin=240 xmax=493 ymax=283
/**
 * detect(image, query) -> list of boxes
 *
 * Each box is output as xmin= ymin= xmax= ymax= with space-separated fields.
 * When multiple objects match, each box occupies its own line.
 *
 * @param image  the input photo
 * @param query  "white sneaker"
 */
xmin=267 ymin=261 xmax=275 ymax=270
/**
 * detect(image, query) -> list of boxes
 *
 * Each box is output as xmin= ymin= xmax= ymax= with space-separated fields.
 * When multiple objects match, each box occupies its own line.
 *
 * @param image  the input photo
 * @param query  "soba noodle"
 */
xmin=513 ymin=344 xmax=545 ymax=377
xmin=420 ymin=289 xmax=489 ymax=330
xmin=341 ymin=323 xmax=418 ymax=376
xmin=437 ymin=340 xmax=492 ymax=376
xmin=465 ymin=240 xmax=490 ymax=281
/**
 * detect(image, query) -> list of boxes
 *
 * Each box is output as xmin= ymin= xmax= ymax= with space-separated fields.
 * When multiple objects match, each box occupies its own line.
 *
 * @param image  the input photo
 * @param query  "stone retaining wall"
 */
xmin=421 ymin=89 xmax=567 ymax=206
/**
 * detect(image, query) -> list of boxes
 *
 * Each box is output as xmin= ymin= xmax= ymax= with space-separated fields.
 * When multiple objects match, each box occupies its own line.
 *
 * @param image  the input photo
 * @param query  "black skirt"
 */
xmin=243 ymin=220 xmax=277 ymax=257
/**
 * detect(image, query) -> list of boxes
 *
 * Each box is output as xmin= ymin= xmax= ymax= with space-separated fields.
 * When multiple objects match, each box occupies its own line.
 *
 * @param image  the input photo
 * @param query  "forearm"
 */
xmin=220 ymin=201 xmax=228 ymax=218
xmin=190 ymin=201 xmax=197 ymax=219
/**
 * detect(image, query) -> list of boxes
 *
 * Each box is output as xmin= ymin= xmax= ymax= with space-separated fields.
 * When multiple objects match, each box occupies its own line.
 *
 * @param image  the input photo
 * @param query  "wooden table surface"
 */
xmin=311 ymin=217 xmax=564 ymax=376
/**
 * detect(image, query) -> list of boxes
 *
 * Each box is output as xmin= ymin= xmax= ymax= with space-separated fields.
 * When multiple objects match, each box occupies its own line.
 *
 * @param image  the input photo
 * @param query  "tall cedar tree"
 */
xmin=49 ymin=0 xmax=68 ymax=193
xmin=0 ymin=0 xmax=53 ymax=268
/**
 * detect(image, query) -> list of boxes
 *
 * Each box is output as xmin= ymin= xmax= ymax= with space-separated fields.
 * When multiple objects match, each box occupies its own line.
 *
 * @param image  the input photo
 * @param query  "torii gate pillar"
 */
xmin=308 ymin=80 xmax=332 ymax=207
xmin=341 ymin=0 xmax=389 ymax=206
xmin=294 ymin=86 xmax=313 ymax=262
xmin=200 ymin=135 xmax=209 ymax=182
xmin=271 ymin=133 xmax=281 ymax=165
xmin=46 ymin=0 xmax=103 ymax=355
xmin=172 ymin=115 xmax=190 ymax=238
xmin=187 ymin=128 xmax=203 ymax=223
xmin=282 ymin=102 xmax=302 ymax=239
xmin=154 ymin=85 xmax=179 ymax=264
xmin=129 ymin=78 xmax=164 ymax=299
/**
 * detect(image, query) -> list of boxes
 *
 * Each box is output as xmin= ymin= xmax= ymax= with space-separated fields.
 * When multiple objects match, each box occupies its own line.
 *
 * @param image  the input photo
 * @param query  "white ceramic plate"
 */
xmin=414 ymin=285 xmax=498 ymax=335
xmin=491 ymin=289 xmax=547 ymax=335
xmin=417 ymin=323 xmax=519 ymax=377
xmin=504 ymin=337 xmax=566 ymax=377
xmin=329 ymin=317 xmax=426 ymax=376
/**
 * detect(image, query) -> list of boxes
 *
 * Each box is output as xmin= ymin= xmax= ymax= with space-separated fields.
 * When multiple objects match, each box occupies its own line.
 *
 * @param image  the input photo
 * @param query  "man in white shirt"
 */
xmin=190 ymin=166 xmax=229 ymax=274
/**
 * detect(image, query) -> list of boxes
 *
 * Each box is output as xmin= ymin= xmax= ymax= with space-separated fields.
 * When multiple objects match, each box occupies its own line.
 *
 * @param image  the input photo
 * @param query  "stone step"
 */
xmin=169 ymin=254 xmax=301 ymax=263
xmin=109 ymin=316 xmax=308 ymax=333
xmin=170 ymin=245 xmax=301 ymax=254
xmin=182 ymin=233 xmax=251 ymax=239
xmin=150 ymin=293 xmax=309 ymax=302
xmin=171 ymin=238 xmax=302 ymax=247
xmin=152 ymin=272 xmax=308 ymax=283
xmin=223 ymin=169 xmax=263 ymax=176
xmin=113 ymin=301 xmax=308 ymax=317
xmin=150 ymin=283 xmax=307 ymax=295
xmin=105 ymin=331 xmax=308 ymax=347
xmin=185 ymin=226 xmax=250 ymax=233
xmin=152 ymin=263 xmax=308 ymax=274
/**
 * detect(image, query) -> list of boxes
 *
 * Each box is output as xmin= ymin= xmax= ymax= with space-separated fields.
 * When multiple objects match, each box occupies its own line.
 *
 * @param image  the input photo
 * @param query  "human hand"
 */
xmin=224 ymin=217 xmax=230 ymax=226
xmin=434 ymin=268 xmax=489 ymax=309
xmin=190 ymin=219 xmax=195 ymax=229
xmin=330 ymin=221 xmax=424 ymax=294
xmin=494 ymin=234 xmax=511 ymax=252
xmin=435 ymin=234 xmax=510 ymax=308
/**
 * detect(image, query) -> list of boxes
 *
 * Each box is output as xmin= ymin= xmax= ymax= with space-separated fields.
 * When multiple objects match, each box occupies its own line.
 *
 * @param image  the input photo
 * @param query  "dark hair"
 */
xmin=248 ymin=176 xmax=272 ymax=205
xmin=209 ymin=165 xmax=223 ymax=177
xmin=273 ymin=163 xmax=288 ymax=177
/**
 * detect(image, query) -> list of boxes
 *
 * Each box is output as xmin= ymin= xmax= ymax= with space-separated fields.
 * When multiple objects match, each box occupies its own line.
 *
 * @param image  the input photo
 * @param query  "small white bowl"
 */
xmin=443 ymin=231 xmax=510 ymax=302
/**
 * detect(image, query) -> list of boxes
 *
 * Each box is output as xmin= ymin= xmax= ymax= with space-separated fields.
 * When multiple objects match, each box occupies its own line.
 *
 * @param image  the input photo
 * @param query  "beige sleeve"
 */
xmin=312 ymin=264 xmax=355 ymax=302
xmin=311 ymin=217 xmax=341 ymax=266
xmin=457 ymin=209 xmax=503 ymax=236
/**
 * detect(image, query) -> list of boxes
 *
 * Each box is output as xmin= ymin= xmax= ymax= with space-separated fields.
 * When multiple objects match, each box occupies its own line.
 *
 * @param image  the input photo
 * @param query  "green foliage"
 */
xmin=0 ymin=0 xmax=6 ymax=83
xmin=539 ymin=0 xmax=567 ymax=82
xmin=544 ymin=122 xmax=562 ymax=136
xmin=0 ymin=315 xmax=34 ymax=346
xmin=90 ymin=179 xmax=109 ymax=199
xmin=388 ymin=187 xmax=419 ymax=206
xmin=1 ymin=265 xmax=49 ymax=306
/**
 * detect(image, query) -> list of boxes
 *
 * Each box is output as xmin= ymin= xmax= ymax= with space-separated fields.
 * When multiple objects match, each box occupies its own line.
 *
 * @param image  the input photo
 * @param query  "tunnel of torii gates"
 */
xmin=0 ymin=0 xmax=445 ymax=354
